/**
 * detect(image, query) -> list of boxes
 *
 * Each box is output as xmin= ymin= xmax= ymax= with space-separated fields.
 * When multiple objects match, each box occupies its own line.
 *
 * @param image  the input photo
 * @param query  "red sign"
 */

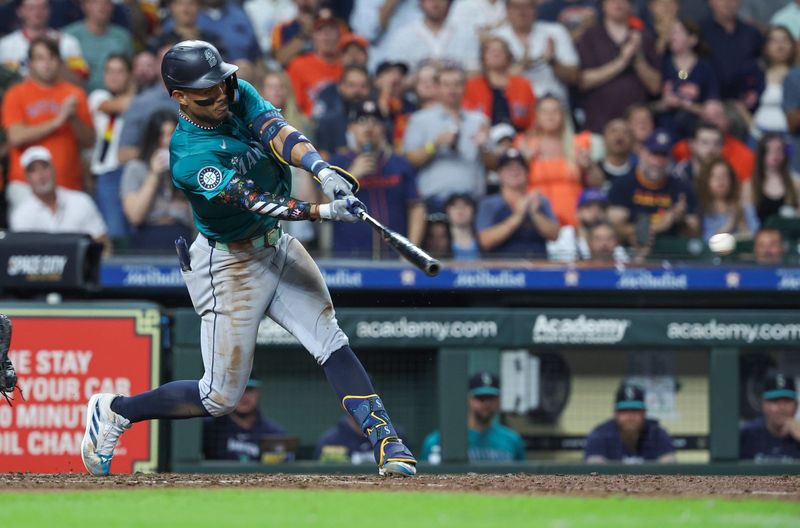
xmin=0 ymin=309 xmax=160 ymax=473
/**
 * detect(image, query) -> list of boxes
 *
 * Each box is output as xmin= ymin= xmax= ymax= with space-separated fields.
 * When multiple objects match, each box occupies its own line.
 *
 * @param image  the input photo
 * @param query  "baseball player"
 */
xmin=80 ymin=40 xmax=416 ymax=477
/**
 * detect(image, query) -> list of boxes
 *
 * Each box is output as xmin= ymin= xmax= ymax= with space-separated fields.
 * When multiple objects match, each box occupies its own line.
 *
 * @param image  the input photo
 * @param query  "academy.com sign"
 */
xmin=667 ymin=319 xmax=800 ymax=343
xmin=355 ymin=317 xmax=498 ymax=342
xmin=532 ymin=315 xmax=631 ymax=344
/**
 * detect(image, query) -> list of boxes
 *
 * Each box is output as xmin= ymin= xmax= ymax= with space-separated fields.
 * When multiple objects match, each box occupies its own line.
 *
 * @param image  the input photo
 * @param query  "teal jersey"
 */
xmin=421 ymin=423 xmax=526 ymax=463
xmin=169 ymin=79 xmax=291 ymax=242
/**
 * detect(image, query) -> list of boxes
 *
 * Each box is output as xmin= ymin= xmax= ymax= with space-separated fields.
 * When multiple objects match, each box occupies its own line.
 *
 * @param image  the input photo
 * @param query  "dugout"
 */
xmin=168 ymin=307 xmax=800 ymax=475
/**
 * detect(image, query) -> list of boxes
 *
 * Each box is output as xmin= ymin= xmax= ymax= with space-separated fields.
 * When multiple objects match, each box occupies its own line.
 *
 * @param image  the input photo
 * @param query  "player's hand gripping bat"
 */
xmin=337 ymin=191 xmax=441 ymax=276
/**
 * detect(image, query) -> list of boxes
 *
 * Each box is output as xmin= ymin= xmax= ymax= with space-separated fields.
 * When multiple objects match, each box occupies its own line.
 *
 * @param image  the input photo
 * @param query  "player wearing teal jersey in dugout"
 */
xmin=80 ymin=41 xmax=416 ymax=477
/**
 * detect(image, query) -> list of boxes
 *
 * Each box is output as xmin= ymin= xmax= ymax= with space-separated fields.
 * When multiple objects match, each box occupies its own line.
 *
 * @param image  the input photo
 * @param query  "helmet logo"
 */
xmin=197 ymin=166 xmax=223 ymax=190
xmin=204 ymin=49 xmax=217 ymax=68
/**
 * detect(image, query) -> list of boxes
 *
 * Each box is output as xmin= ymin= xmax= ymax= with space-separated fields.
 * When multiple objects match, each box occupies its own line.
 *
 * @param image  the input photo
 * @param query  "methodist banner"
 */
xmin=0 ymin=305 xmax=161 ymax=473
xmin=255 ymin=309 xmax=800 ymax=348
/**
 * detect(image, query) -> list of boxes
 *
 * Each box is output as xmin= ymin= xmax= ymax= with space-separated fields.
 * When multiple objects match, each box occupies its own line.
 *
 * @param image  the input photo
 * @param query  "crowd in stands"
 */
xmin=4 ymin=0 xmax=800 ymax=263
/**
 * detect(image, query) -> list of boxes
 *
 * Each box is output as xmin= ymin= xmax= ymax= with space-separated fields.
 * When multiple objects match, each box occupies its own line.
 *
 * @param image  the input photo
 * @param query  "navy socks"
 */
xmin=323 ymin=345 xmax=375 ymax=400
xmin=110 ymin=380 xmax=210 ymax=423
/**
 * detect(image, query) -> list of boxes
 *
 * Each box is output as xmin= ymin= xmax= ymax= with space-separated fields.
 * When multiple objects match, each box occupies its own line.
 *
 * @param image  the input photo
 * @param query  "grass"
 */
xmin=2 ymin=488 xmax=799 ymax=528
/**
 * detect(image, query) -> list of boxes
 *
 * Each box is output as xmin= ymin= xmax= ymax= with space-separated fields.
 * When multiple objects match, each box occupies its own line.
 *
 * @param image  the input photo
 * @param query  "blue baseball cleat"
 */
xmin=378 ymin=437 xmax=417 ymax=477
xmin=81 ymin=393 xmax=131 ymax=476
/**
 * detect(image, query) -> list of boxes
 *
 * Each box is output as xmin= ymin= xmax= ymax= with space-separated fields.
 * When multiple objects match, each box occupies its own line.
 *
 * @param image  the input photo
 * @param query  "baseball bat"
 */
xmin=356 ymin=209 xmax=441 ymax=277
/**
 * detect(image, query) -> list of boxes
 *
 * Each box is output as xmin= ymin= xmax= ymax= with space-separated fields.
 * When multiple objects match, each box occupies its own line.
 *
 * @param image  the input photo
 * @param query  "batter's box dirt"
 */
xmin=1 ymin=474 xmax=799 ymax=500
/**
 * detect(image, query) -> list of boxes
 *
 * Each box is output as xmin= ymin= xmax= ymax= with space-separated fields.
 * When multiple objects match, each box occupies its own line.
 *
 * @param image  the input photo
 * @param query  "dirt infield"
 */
xmin=1 ymin=473 xmax=799 ymax=500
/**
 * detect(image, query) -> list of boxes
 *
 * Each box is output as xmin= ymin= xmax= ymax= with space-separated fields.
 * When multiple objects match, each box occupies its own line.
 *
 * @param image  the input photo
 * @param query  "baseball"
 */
xmin=709 ymin=233 xmax=736 ymax=255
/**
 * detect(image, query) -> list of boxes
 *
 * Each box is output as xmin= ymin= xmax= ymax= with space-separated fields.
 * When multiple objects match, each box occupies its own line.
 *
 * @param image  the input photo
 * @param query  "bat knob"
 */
xmin=425 ymin=260 xmax=441 ymax=276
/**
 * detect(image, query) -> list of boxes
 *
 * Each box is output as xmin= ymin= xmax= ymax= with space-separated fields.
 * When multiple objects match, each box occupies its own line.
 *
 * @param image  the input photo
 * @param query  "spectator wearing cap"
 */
xmin=608 ymin=128 xmax=700 ymax=246
xmin=271 ymin=0 xmax=319 ymax=67
xmin=584 ymin=383 xmax=676 ymax=464
xmin=548 ymin=189 xmax=629 ymax=263
xmin=700 ymin=0 xmax=764 ymax=107
xmin=598 ymin=118 xmax=636 ymax=189
xmin=63 ymin=0 xmax=134 ymax=93
xmin=672 ymin=100 xmax=755 ymax=183
xmin=10 ymin=145 xmax=110 ymax=252
xmin=329 ymin=100 xmax=426 ymax=258
xmin=753 ymin=227 xmax=786 ymax=266
xmin=2 ymin=37 xmax=95 ymax=213
xmin=203 ymin=379 xmax=289 ymax=461
xmin=577 ymin=0 xmax=661 ymax=134
xmin=476 ymin=149 xmax=560 ymax=258
xmin=381 ymin=0 xmax=479 ymax=72
xmin=492 ymin=0 xmax=580 ymax=107
xmin=514 ymin=95 xmax=599 ymax=226
xmin=445 ymin=193 xmax=480 ymax=261
xmin=402 ymin=63 xmax=491 ymax=210
xmin=339 ymin=33 xmax=369 ymax=68
xmin=462 ymin=36 xmax=537 ymax=132
xmin=375 ymin=61 xmax=415 ymax=149
xmin=740 ymin=373 xmax=800 ymax=461
xmin=313 ymin=65 xmax=372 ymax=157
xmin=287 ymin=8 xmax=344 ymax=116
xmin=421 ymin=372 xmax=526 ymax=464
xmin=0 ymin=0 xmax=88 ymax=85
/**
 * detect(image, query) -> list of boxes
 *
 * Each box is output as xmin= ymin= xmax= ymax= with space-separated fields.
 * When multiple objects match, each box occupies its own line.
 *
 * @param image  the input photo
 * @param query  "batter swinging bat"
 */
xmin=355 ymin=207 xmax=441 ymax=277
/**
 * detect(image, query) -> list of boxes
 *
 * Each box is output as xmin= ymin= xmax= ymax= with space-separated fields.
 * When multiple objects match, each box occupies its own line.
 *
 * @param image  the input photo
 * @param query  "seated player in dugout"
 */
xmin=740 ymin=372 xmax=800 ymax=462
xmin=420 ymin=372 xmax=526 ymax=463
xmin=584 ymin=383 xmax=676 ymax=464
xmin=79 ymin=40 xmax=416 ymax=478
xmin=202 ymin=379 xmax=291 ymax=462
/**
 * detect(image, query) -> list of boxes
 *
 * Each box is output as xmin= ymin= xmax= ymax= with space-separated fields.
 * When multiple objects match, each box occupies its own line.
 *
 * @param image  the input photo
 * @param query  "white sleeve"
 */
xmin=78 ymin=194 xmax=108 ymax=239
xmin=88 ymin=89 xmax=111 ymax=114
xmin=551 ymin=24 xmax=579 ymax=66
xmin=350 ymin=0 xmax=384 ymax=42
xmin=547 ymin=226 xmax=578 ymax=262
xmin=59 ymin=32 xmax=84 ymax=60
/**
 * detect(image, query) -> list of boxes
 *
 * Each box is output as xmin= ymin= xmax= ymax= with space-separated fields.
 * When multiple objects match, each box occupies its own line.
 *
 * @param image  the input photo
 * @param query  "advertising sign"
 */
xmin=0 ymin=307 xmax=160 ymax=473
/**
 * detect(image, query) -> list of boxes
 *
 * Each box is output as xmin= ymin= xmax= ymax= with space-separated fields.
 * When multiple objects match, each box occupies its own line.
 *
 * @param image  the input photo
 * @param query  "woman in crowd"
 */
xmin=656 ymin=18 xmax=719 ymax=140
xmin=514 ymin=95 xmax=600 ymax=226
xmin=750 ymin=26 xmax=795 ymax=142
xmin=744 ymin=134 xmax=800 ymax=224
xmin=89 ymin=53 xmax=137 ymax=244
xmin=421 ymin=213 xmax=453 ymax=260
xmin=120 ymin=110 xmax=193 ymax=251
xmin=410 ymin=61 xmax=440 ymax=111
xmin=462 ymin=36 xmax=536 ymax=132
xmin=444 ymin=193 xmax=480 ymax=261
xmin=695 ymin=158 xmax=758 ymax=242
xmin=625 ymin=103 xmax=656 ymax=161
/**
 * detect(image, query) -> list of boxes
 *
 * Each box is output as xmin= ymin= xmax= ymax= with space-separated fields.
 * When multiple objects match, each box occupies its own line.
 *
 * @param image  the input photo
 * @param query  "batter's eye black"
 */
xmin=192 ymin=97 xmax=216 ymax=107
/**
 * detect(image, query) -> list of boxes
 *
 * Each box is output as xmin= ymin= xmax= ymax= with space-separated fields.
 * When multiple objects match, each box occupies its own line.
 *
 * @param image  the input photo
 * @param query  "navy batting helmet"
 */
xmin=161 ymin=40 xmax=239 ymax=99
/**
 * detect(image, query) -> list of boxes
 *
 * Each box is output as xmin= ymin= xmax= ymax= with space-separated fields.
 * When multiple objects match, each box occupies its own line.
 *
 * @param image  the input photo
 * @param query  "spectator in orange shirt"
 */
xmin=271 ymin=0 xmax=319 ymax=67
xmin=672 ymin=99 xmax=755 ymax=182
xmin=463 ymin=36 xmax=536 ymax=132
xmin=514 ymin=95 xmax=597 ymax=226
xmin=287 ymin=8 xmax=344 ymax=117
xmin=2 ymin=36 xmax=94 ymax=213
